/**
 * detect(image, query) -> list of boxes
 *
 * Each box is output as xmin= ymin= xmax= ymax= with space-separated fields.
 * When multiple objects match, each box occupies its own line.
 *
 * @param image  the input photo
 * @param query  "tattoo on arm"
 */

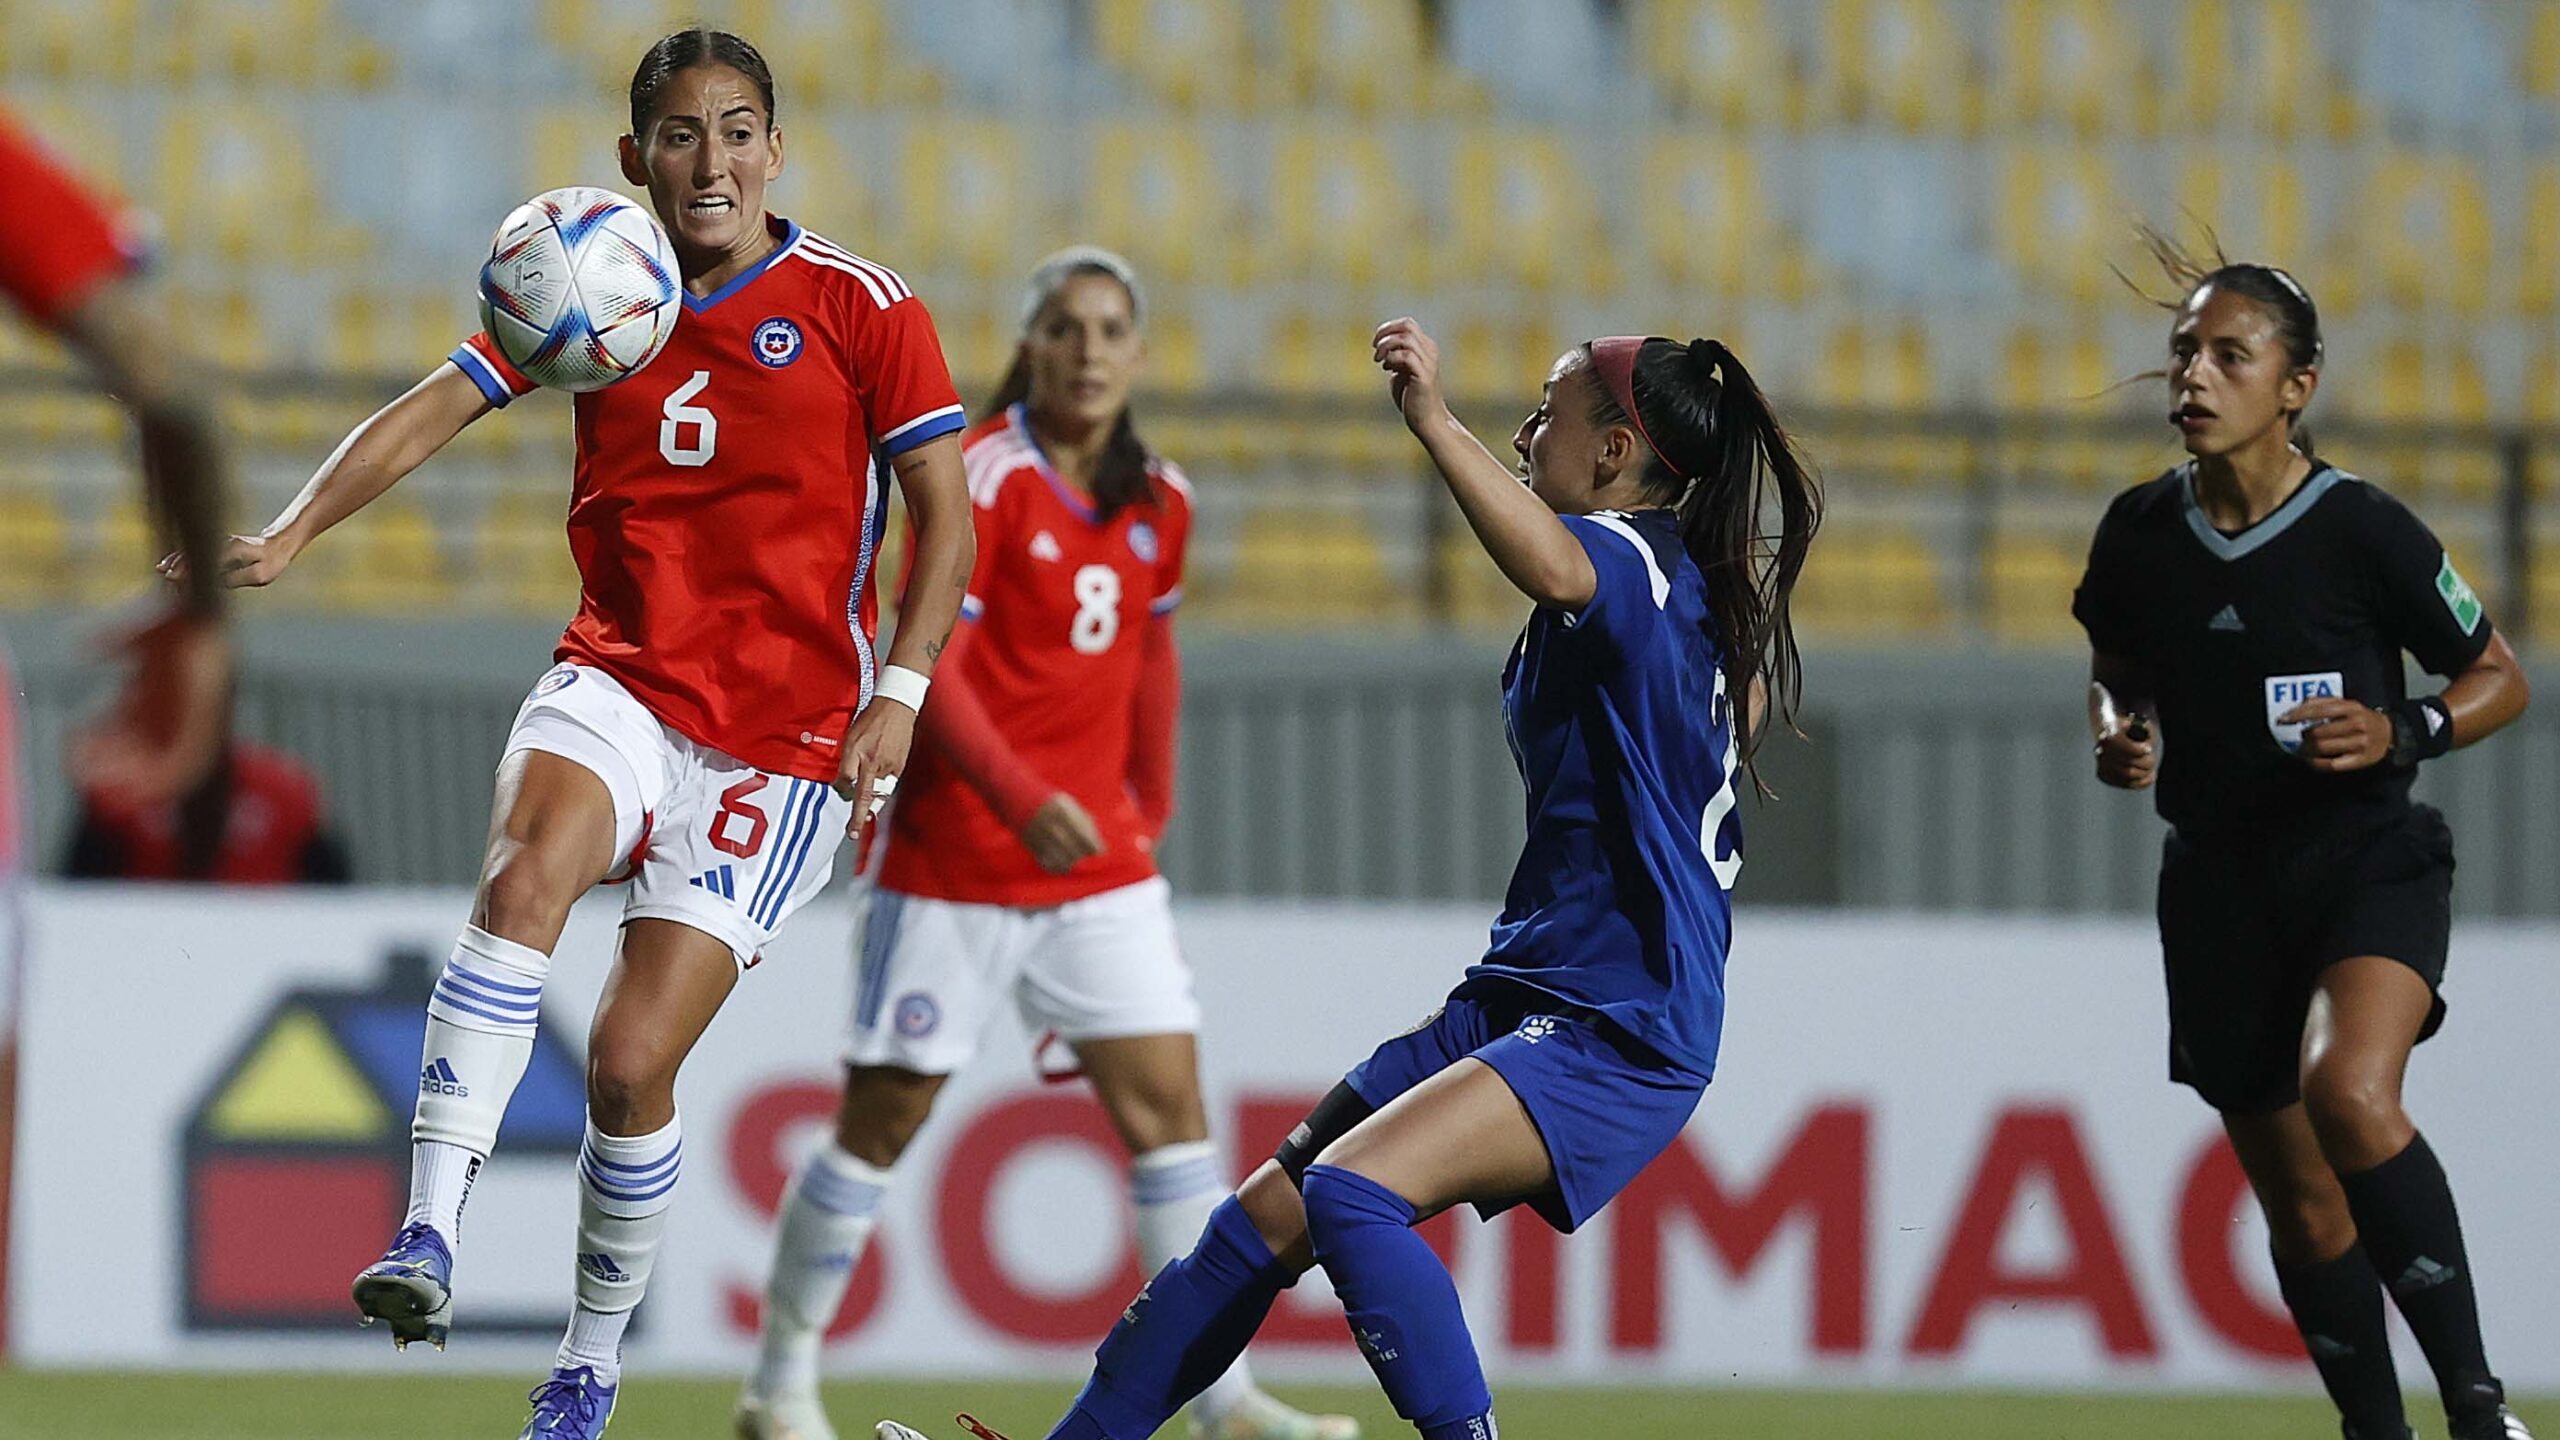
xmin=925 ymin=634 xmax=946 ymax=661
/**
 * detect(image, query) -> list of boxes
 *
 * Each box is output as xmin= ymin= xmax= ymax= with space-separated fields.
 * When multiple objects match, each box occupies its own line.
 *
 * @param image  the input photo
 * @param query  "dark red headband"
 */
xmin=1588 ymin=335 xmax=1685 ymax=480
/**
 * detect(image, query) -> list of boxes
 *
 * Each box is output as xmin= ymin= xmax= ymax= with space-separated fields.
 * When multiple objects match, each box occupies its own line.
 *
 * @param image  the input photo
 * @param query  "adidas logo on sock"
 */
xmin=2209 ymin=604 xmax=2246 ymax=632
xmin=1354 ymin=1326 xmax=1400 ymax=1364
xmin=419 ymin=1057 xmax=469 ymax=1098
xmin=578 ymin=1251 xmax=631 ymax=1283
xmin=687 ymin=864 xmax=738 ymax=900
xmin=2396 ymin=1255 xmax=2458 ymax=1293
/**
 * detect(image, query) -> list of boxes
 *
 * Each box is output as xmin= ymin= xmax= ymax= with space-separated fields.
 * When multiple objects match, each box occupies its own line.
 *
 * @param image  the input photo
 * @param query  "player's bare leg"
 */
xmin=1078 ymin=1034 xmax=1357 ymax=1440
xmin=739 ymin=1065 xmax=951 ymax=1440
xmin=355 ymin=750 xmax=617 ymax=1349
xmin=2306 ymin=958 xmax=2522 ymax=1440
xmin=520 ymin=917 xmax=737 ymax=1438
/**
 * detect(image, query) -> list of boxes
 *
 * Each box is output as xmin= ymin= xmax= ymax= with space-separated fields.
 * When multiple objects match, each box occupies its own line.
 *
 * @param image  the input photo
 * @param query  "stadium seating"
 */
xmin=0 ymin=0 xmax=2551 ymax=646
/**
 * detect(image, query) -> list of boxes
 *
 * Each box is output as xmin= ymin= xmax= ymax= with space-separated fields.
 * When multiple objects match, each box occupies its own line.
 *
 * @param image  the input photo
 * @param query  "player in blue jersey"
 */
xmin=877 ymin=319 xmax=1819 ymax=1440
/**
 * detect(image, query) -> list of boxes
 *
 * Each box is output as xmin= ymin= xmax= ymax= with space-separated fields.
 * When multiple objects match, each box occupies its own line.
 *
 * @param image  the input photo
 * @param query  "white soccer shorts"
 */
xmin=841 ymin=875 xmax=1203 ymax=1074
xmin=502 ymin=661 xmax=850 ymax=969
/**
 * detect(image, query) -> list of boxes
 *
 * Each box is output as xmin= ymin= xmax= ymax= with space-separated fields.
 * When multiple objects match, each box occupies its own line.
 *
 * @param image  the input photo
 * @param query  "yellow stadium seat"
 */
xmin=82 ymin=498 xmax=158 ymax=605
xmin=770 ymin=117 xmax=874 ymax=246
xmin=1985 ymin=532 xmax=2087 ymax=645
xmin=0 ymin=487 xmax=74 ymax=608
xmin=2002 ymin=325 xmax=2113 ymax=412
xmin=1277 ymin=0 xmax=1452 ymax=114
xmin=2518 ymin=165 xmax=2558 ymax=317
xmin=896 ymin=115 xmax=1034 ymax=280
xmin=155 ymin=0 xmax=337 ymax=87
xmin=8 ymin=0 xmax=143 ymax=83
xmin=1140 ymin=307 xmax=1208 ymax=395
xmin=1813 ymin=0 xmax=1974 ymax=135
xmin=1993 ymin=0 xmax=2141 ymax=137
xmin=1256 ymin=127 xmax=1417 ymax=287
xmin=2243 ymin=0 xmax=2359 ymax=140
xmin=1445 ymin=127 xmax=1605 ymax=293
xmin=2531 ymin=3 xmax=2560 ymax=103
xmin=310 ymin=503 xmax=449 ymax=613
xmin=754 ymin=0 xmax=925 ymax=110
xmin=473 ymin=493 xmax=580 ymax=617
xmin=1791 ymin=525 xmax=1948 ymax=638
xmin=1808 ymin=320 xmax=1934 ymax=411
xmin=1634 ymin=0 xmax=1792 ymax=128
xmin=1262 ymin=307 xmax=1370 ymax=399
xmin=1436 ymin=533 xmax=1530 ymax=629
xmin=2155 ymin=0 xmax=2235 ymax=134
xmin=2353 ymin=153 xmax=2491 ymax=314
xmin=154 ymin=103 xmax=344 ymax=266
xmin=1092 ymin=0 xmax=1251 ymax=109
xmin=1210 ymin=505 xmax=1403 ymax=627
xmin=1448 ymin=312 xmax=1567 ymax=407
xmin=2534 ymin=538 xmax=2560 ymax=643
xmin=1641 ymin=136 xmax=1772 ymax=299
xmin=530 ymin=108 xmax=632 ymax=199
xmin=1085 ymin=122 xmax=1224 ymax=284
xmin=1999 ymin=143 xmax=2117 ymax=301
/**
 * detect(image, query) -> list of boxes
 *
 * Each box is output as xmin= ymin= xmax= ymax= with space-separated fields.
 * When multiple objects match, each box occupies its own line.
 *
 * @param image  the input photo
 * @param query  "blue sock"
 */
xmin=1300 ymin=1165 xmax=1496 ymax=1439
xmin=1047 ymin=1197 xmax=1294 ymax=1440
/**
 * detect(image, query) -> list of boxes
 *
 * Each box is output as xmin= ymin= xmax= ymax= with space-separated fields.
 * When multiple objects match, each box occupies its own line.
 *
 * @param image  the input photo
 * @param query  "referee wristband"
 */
xmin=2391 ymin=696 xmax=2455 ymax=766
xmin=873 ymin=664 xmax=931 ymax=713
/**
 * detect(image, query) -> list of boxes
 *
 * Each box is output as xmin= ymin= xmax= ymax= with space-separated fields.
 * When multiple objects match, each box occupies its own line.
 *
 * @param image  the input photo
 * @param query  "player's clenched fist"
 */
xmin=1374 ymin=317 xmax=1448 ymax=428
xmin=836 ymin=698 xmax=915 ymax=836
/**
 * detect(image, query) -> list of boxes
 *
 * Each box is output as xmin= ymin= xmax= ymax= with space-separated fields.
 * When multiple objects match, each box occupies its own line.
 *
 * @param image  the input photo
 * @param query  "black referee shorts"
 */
xmin=2156 ymin=804 xmax=2454 ymax=1115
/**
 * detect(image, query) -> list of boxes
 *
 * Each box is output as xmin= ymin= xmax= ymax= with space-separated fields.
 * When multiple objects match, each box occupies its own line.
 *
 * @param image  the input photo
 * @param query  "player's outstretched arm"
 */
xmin=1374 ymin=317 xmax=1596 ymax=610
xmin=836 ymin=432 xmax=975 ymax=828
xmin=57 ymin=277 xmax=231 ymax=618
xmin=55 ymin=274 xmax=237 ymax=805
xmin=178 ymin=363 xmax=491 ymax=589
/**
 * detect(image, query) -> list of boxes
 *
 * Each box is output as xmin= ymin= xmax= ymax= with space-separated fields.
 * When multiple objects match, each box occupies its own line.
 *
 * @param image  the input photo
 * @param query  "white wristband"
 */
xmin=873 ymin=664 xmax=931 ymax=713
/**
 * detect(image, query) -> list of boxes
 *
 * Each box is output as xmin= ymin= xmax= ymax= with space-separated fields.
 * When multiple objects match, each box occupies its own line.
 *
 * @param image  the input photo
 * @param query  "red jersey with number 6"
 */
xmin=880 ymin=405 xmax=1192 ymax=906
xmin=450 ymin=216 xmax=964 ymax=782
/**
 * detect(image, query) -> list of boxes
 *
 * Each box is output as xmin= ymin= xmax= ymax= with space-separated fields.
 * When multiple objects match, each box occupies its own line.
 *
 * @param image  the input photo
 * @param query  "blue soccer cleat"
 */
xmin=351 ymin=1222 xmax=454 ymax=1350
xmin=518 ymin=1364 xmax=619 ymax=1438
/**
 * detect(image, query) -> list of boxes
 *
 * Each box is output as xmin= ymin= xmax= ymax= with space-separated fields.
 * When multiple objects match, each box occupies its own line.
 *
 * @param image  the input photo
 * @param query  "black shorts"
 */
xmin=2156 ymin=804 xmax=2453 ymax=1115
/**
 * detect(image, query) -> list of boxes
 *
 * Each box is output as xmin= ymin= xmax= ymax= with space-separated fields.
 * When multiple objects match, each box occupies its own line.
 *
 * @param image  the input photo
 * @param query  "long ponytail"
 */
xmin=1585 ymin=337 xmax=1822 ymax=792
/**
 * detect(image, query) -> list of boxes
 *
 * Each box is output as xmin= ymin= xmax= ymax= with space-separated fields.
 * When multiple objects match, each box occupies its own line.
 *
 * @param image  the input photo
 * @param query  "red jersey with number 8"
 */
xmin=451 ymin=216 xmax=964 ymax=782
xmin=879 ymin=406 xmax=1192 ymax=906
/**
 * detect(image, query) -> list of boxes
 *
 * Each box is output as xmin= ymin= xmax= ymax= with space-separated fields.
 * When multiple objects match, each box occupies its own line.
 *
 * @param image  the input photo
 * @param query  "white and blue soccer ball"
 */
xmin=477 ymin=186 xmax=681 ymax=392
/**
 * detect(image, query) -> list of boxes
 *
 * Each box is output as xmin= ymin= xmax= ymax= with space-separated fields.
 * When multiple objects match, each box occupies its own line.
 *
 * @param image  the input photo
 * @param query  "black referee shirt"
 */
xmin=2073 ymin=461 xmax=2494 ymax=844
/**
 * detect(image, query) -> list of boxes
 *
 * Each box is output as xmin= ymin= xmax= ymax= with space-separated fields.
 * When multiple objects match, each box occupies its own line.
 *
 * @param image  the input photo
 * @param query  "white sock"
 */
xmin=1132 ymin=1140 xmax=1259 ymax=1418
xmin=404 ymin=1140 xmax=483 ymax=1237
xmin=750 ymin=1142 xmax=892 ymax=1399
xmin=560 ymin=1114 xmax=682 ymax=1383
xmin=559 ymin=1304 xmax=632 ymax=1380
xmin=408 ymin=926 xmax=550 ymax=1239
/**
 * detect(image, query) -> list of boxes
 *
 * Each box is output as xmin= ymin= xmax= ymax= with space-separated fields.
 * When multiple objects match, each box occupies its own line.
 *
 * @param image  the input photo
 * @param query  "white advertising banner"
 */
xmin=9 ymin=886 xmax=2557 ymax=1387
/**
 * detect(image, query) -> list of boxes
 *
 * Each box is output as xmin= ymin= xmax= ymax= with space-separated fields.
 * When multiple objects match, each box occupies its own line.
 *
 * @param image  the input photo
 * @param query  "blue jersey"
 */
xmin=1467 ymin=507 xmax=1743 ymax=1076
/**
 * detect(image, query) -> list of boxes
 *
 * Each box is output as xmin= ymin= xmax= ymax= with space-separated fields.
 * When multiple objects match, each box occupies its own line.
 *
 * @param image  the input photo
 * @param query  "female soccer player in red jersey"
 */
xmin=2079 ymin=235 xmax=2533 ymax=1440
xmin=735 ymin=248 xmax=1354 ymax=1440
xmin=201 ymin=31 xmax=975 ymax=1438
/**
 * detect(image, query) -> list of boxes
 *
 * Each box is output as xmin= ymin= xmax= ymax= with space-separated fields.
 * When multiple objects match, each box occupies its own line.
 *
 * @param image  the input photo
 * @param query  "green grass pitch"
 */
xmin=0 ymin=1372 xmax=2549 ymax=1440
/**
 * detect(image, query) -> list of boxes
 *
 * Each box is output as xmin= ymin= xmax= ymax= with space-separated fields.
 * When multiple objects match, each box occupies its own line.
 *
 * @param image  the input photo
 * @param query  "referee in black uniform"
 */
xmin=2075 ymin=238 xmax=2533 ymax=1440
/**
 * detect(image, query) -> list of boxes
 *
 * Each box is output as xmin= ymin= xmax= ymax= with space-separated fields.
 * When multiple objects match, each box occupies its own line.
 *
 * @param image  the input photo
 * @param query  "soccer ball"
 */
xmin=477 ymin=186 xmax=681 ymax=392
